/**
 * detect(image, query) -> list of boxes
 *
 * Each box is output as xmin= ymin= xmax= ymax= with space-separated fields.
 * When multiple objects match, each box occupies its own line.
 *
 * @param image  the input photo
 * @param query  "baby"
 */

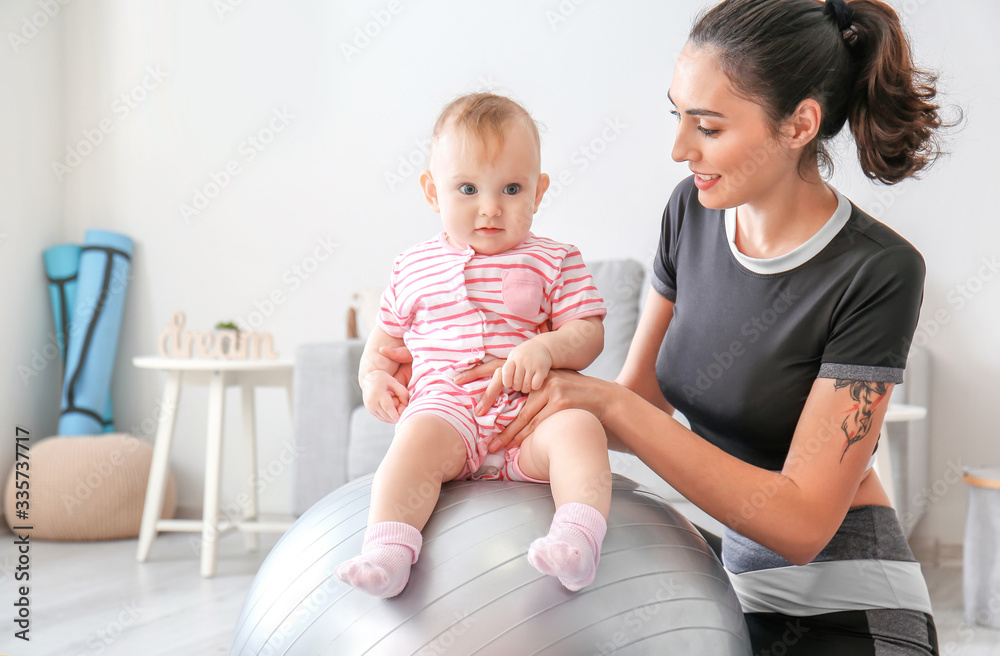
xmin=335 ymin=92 xmax=611 ymax=598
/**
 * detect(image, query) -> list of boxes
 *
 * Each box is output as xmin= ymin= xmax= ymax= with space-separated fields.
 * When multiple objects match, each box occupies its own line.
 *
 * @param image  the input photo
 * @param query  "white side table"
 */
xmin=877 ymin=403 xmax=928 ymax=509
xmin=133 ymin=356 xmax=295 ymax=577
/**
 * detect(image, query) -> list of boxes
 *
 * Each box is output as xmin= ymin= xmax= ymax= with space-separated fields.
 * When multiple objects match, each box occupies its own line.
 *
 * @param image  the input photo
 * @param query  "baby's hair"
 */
xmin=431 ymin=92 xmax=540 ymax=160
xmin=690 ymin=0 xmax=957 ymax=184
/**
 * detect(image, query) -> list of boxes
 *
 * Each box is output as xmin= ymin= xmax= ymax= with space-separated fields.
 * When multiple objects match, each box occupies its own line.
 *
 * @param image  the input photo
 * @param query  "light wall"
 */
xmin=2 ymin=0 xmax=996 ymax=547
xmin=0 ymin=0 xmax=66 ymax=495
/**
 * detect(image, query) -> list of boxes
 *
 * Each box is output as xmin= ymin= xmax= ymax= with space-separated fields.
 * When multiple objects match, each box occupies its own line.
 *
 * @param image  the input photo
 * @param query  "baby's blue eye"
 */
xmin=503 ymin=184 xmax=520 ymax=195
xmin=459 ymin=184 xmax=477 ymax=195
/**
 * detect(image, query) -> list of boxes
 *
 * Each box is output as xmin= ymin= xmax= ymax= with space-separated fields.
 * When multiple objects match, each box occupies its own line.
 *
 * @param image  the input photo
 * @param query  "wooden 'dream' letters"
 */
xmin=157 ymin=311 xmax=279 ymax=360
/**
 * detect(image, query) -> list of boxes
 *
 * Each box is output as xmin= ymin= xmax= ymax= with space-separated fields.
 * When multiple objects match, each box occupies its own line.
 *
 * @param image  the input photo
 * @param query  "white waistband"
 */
xmin=727 ymin=559 xmax=933 ymax=616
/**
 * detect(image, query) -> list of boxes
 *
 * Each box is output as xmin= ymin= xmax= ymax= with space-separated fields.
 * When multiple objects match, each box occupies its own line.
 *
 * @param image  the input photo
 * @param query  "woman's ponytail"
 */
xmin=843 ymin=1 xmax=946 ymax=184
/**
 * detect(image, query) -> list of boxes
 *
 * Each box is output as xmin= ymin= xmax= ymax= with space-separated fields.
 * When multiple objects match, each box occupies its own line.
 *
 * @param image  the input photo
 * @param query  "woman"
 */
xmin=441 ymin=0 xmax=947 ymax=652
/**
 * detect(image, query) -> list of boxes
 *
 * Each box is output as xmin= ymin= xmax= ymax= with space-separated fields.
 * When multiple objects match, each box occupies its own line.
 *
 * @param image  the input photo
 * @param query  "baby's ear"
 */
xmin=419 ymin=170 xmax=440 ymax=212
xmin=533 ymin=173 xmax=551 ymax=212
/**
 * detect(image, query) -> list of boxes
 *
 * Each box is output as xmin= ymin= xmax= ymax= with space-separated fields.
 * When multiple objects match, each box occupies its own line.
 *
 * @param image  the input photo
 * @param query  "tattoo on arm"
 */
xmin=834 ymin=380 xmax=888 ymax=463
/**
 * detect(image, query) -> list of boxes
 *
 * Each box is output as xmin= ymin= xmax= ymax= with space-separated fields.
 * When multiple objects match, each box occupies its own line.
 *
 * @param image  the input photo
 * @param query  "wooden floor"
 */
xmin=2 ymin=525 xmax=998 ymax=655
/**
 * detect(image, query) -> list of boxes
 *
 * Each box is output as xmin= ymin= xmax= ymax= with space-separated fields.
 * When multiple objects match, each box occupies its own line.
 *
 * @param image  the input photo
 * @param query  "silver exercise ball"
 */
xmin=230 ymin=474 xmax=751 ymax=655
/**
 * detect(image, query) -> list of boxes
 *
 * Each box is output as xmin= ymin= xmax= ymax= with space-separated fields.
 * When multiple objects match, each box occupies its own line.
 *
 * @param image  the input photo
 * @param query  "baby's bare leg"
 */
xmin=369 ymin=413 xmax=468 ymax=529
xmin=517 ymin=408 xmax=612 ymax=516
xmin=336 ymin=413 xmax=468 ymax=598
xmin=516 ymin=409 xmax=611 ymax=591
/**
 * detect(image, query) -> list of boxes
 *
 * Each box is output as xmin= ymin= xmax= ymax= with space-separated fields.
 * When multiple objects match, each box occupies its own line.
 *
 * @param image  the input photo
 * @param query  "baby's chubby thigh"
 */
xmin=387 ymin=387 xmax=480 ymax=482
xmin=513 ymin=408 xmax=610 ymax=509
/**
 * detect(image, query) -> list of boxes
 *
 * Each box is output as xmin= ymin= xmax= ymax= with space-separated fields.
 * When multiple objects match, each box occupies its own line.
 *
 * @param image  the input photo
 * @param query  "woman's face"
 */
xmin=669 ymin=42 xmax=798 ymax=210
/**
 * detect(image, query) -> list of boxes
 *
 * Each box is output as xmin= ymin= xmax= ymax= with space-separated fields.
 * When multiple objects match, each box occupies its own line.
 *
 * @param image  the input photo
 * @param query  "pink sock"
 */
xmin=334 ymin=521 xmax=422 ymax=598
xmin=527 ymin=502 xmax=607 ymax=591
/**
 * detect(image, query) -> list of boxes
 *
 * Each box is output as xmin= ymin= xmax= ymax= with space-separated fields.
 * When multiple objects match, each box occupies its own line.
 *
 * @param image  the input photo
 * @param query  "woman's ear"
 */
xmin=783 ymin=98 xmax=823 ymax=150
xmin=419 ymin=170 xmax=440 ymax=212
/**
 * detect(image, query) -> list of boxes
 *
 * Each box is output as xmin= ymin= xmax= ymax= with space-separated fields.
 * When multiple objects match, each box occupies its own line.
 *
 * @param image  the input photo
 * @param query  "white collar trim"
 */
xmin=724 ymin=186 xmax=851 ymax=275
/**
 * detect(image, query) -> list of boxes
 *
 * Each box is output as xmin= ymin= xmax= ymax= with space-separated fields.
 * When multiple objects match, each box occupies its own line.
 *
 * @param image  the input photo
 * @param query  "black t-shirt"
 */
xmin=653 ymin=176 xmax=925 ymax=471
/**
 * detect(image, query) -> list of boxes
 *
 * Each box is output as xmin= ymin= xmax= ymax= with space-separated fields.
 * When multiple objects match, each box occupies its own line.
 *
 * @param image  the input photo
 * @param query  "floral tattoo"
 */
xmin=834 ymin=379 xmax=888 ymax=463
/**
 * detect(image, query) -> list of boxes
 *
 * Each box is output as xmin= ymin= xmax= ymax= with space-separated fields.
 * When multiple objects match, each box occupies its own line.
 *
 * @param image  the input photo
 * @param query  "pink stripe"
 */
xmin=397 ymin=271 xmax=464 ymax=309
xmin=551 ymin=308 xmax=606 ymax=329
xmin=412 ymin=347 xmax=481 ymax=355
xmin=420 ymin=395 xmax=476 ymax=410
xmin=414 ymin=405 xmax=475 ymax=432
xmin=560 ymin=274 xmax=594 ymax=286
xmin=551 ymin=298 xmax=605 ymax=318
xmin=511 ymin=238 xmax=570 ymax=259
xmin=464 ymin=262 xmax=556 ymax=285
xmin=411 ymin=307 xmax=482 ymax=327
xmin=552 ymin=285 xmax=600 ymax=304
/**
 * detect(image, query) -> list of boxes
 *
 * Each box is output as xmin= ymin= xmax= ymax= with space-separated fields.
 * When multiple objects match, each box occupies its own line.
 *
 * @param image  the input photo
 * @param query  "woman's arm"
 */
xmin=493 ymin=371 xmax=892 ymax=566
xmin=615 ymin=288 xmax=676 ymax=415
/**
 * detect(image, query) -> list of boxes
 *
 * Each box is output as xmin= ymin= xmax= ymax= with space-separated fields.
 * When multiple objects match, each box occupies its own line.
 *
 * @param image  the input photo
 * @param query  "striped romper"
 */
xmin=377 ymin=231 xmax=606 ymax=482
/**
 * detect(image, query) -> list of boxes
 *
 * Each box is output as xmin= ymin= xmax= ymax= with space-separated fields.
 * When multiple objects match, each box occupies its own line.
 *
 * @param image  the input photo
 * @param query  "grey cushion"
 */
xmin=581 ymin=258 xmax=647 ymax=381
xmin=348 ymin=408 xmax=394 ymax=481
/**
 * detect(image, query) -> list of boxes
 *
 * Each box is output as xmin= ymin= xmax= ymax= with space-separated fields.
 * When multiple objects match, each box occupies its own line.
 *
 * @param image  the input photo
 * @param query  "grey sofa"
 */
xmin=292 ymin=259 xmax=931 ymax=538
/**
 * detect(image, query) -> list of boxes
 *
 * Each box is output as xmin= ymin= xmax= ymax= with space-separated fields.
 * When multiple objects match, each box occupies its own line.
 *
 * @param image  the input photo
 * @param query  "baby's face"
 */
xmin=420 ymin=120 xmax=549 ymax=255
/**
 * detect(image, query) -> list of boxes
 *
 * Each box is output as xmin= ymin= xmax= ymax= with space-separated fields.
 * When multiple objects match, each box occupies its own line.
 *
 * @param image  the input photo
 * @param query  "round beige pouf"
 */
xmin=3 ymin=434 xmax=177 ymax=541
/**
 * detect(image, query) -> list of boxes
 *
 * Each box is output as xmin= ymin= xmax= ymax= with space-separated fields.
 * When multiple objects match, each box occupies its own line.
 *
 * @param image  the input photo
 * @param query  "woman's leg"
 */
xmin=515 ymin=408 xmax=611 ymax=590
xmin=336 ymin=413 xmax=468 ymax=598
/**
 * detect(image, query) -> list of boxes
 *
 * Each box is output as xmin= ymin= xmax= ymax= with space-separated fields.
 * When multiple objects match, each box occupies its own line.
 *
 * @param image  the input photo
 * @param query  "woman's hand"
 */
xmin=484 ymin=369 xmax=611 ymax=453
xmin=377 ymin=345 xmax=413 ymax=389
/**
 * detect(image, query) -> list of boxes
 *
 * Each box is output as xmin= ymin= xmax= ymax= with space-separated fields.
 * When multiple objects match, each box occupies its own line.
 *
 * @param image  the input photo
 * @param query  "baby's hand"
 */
xmin=500 ymin=339 xmax=553 ymax=394
xmin=361 ymin=370 xmax=409 ymax=423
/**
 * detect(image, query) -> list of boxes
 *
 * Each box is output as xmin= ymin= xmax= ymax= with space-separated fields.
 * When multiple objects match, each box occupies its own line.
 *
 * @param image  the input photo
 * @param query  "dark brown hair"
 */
xmin=690 ymin=0 xmax=949 ymax=184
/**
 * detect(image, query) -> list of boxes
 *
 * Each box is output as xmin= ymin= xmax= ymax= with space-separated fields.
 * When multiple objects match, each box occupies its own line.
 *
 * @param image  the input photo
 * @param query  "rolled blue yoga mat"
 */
xmin=45 ymin=243 xmax=116 ymax=433
xmin=43 ymin=244 xmax=82 ymax=364
xmin=58 ymin=229 xmax=134 ymax=436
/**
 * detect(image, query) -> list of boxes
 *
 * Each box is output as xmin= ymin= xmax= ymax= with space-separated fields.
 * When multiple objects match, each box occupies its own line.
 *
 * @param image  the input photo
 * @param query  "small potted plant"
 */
xmin=214 ymin=321 xmax=241 ymax=356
